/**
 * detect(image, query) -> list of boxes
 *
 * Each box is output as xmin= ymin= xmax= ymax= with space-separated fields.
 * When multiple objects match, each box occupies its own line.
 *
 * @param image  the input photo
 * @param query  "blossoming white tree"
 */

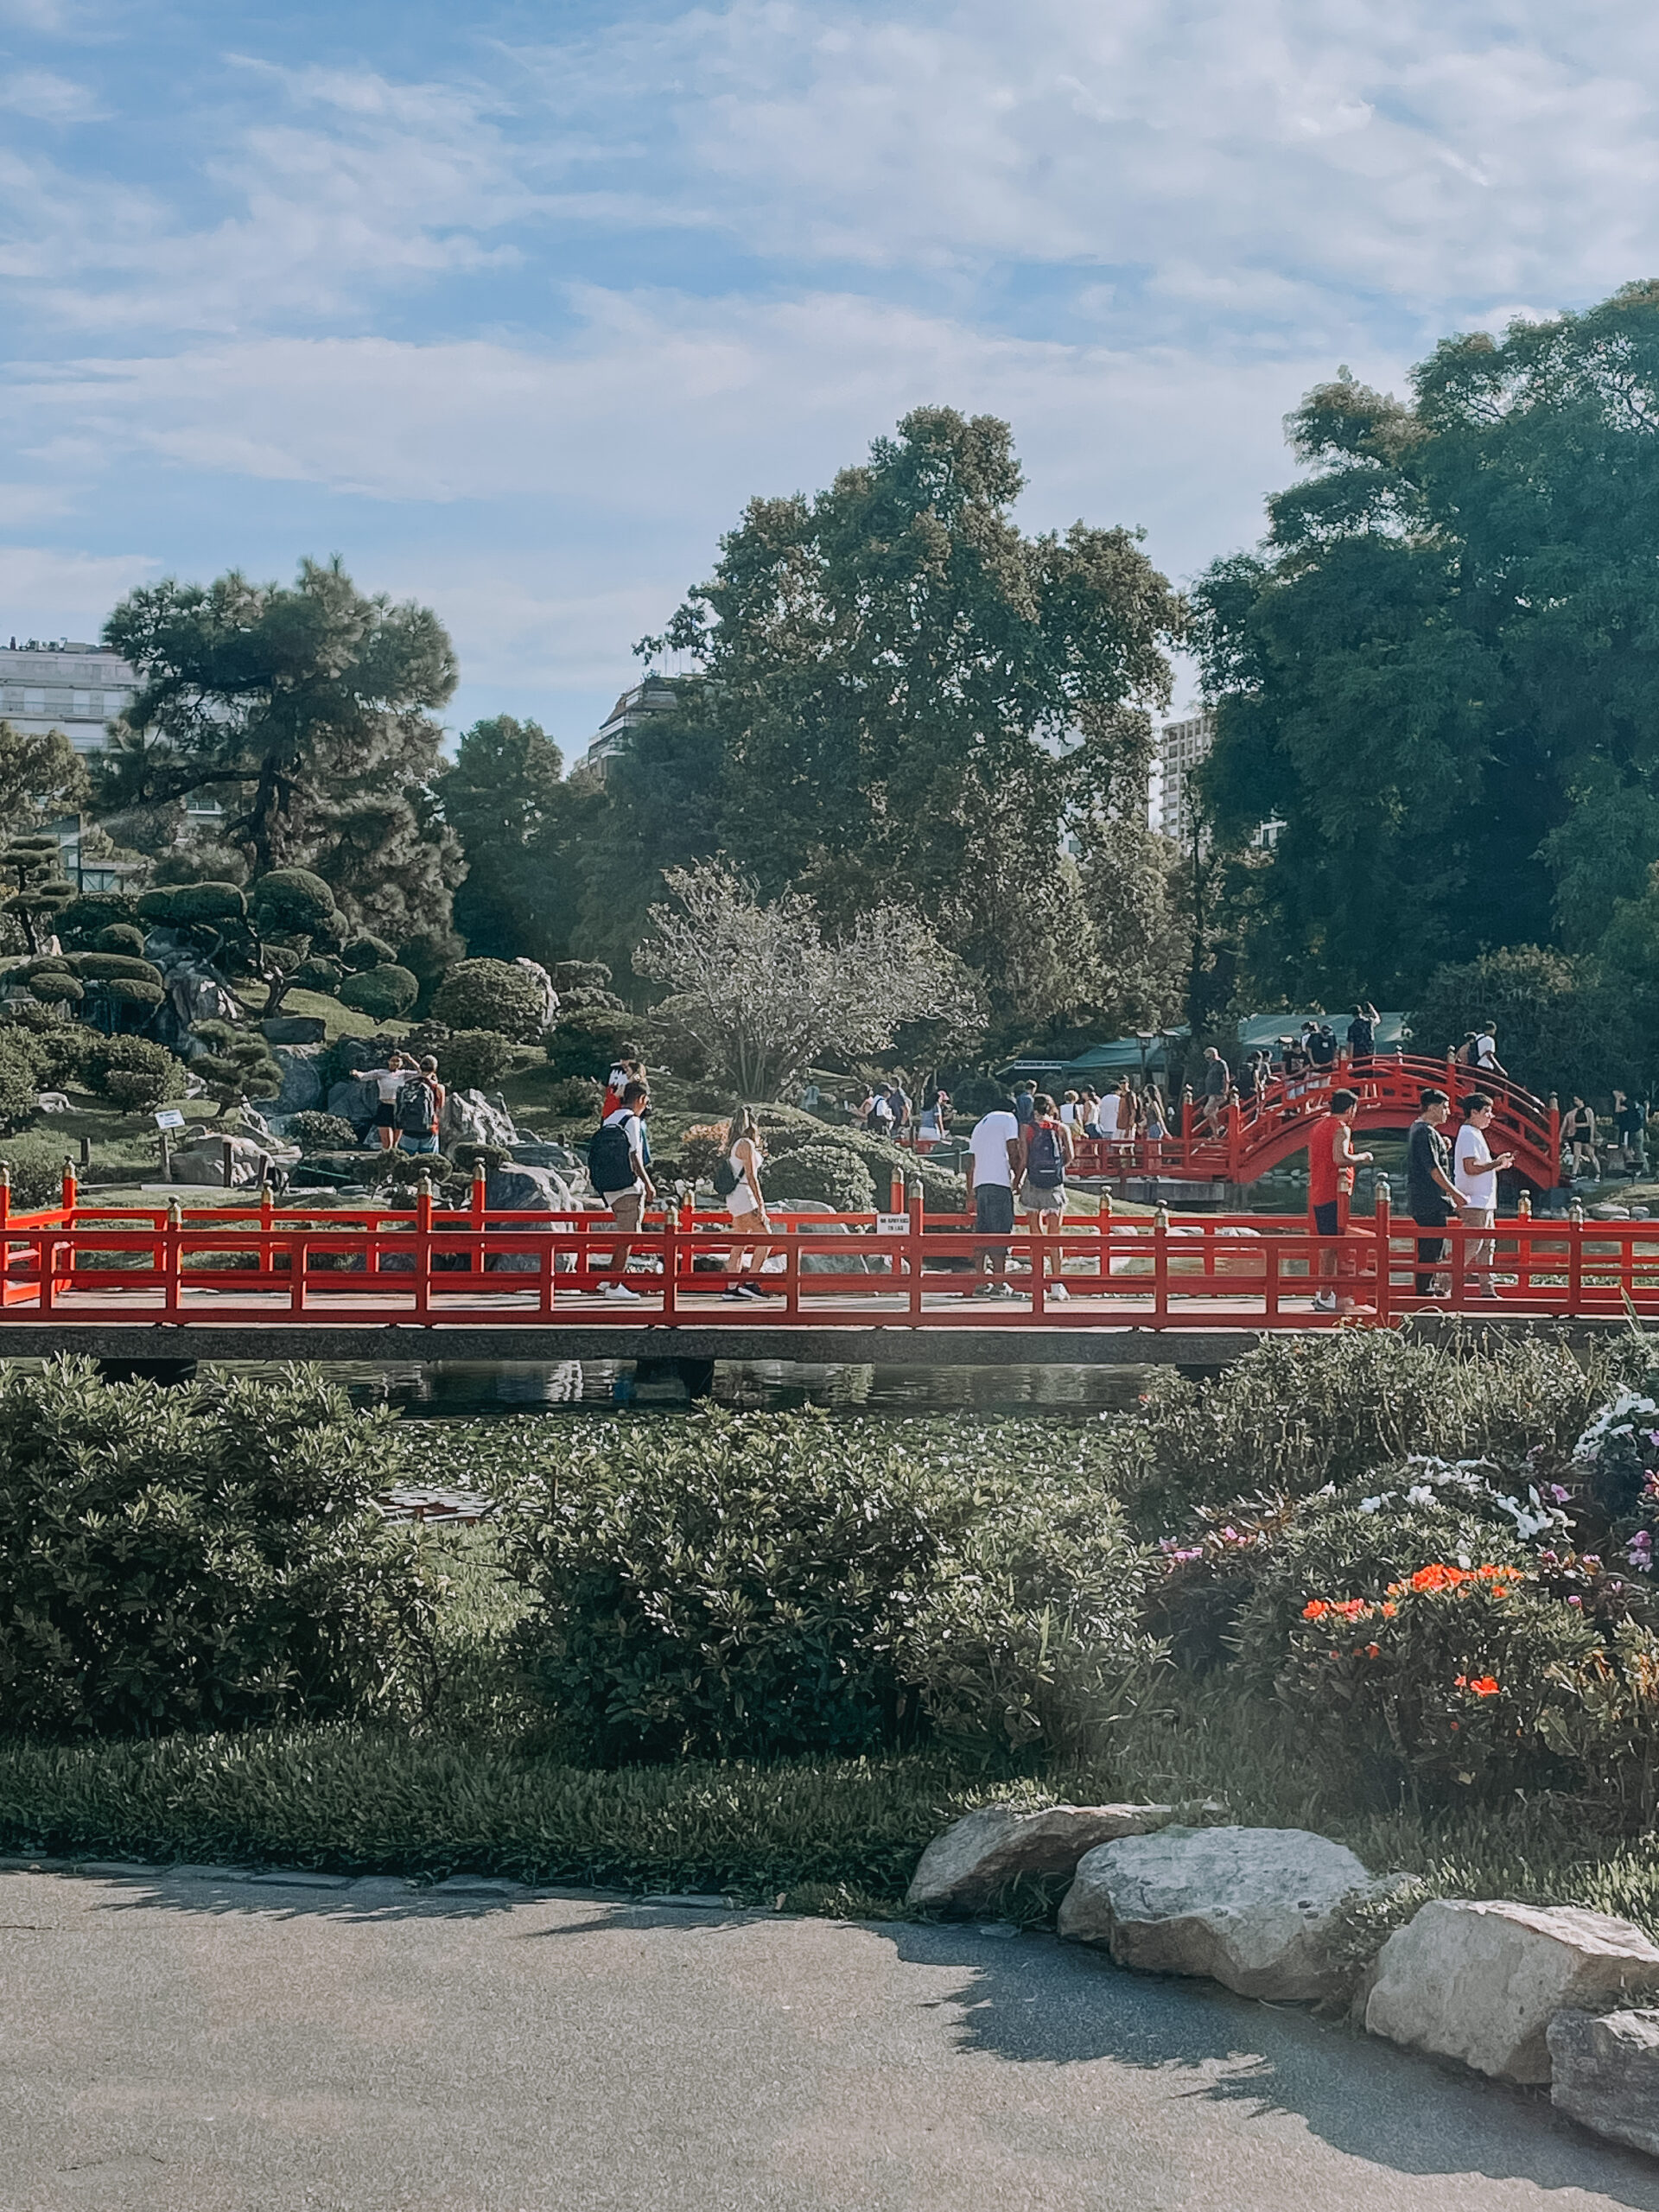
xmin=635 ymin=861 xmax=984 ymax=1098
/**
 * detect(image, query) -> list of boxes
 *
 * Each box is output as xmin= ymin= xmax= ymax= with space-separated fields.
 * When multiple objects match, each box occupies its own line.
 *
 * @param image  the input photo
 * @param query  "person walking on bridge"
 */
xmin=966 ymin=1096 xmax=1023 ymax=1299
xmin=1347 ymin=1002 xmax=1379 ymax=1071
xmin=1453 ymin=1093 xmax=1512 ymax=1300
xmin=1310 ymin=1087 xmax=1373 ymax=1314
xmin=1407 ymin=1088 xmax=1459 ymax=1297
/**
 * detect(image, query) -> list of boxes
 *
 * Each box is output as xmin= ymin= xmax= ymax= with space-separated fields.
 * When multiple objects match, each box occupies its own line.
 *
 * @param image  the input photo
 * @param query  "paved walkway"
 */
xmin=2 ymin=1866 xmax=1656 ymax=2211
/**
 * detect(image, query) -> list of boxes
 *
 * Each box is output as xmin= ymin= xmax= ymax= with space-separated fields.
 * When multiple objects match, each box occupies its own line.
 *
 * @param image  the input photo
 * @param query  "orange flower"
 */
xmin=1302 ymin=1600 xmax=1330 ymax=1621
xmin=1381 ymin=1602 xmax=1397 ymax=1618
xmin=1469 ymin=1675 xmax=1500 ymax=1698
xmin=1364 ymin=1642 xmax=1381 ymax=1658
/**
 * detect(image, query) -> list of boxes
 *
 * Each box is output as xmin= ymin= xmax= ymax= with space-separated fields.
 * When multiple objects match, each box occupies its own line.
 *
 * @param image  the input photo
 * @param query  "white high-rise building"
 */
xmin=1154 ymin=709 xmax=1214 ymax=841
xmin=581 ymin=678 xmax=682 ymax=780
xmin=0 ymin=639 xmax=137 ymax=754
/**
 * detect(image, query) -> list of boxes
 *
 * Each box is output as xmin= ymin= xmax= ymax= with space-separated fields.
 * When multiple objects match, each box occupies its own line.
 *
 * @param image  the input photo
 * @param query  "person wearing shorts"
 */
xmin=1309 ymin=1087 xmax=1371 ymax=1313
xmin=1017 ymin=1094 xmax=1075 ymax=1300
xmin=1453 ymin=1093 xmax=1512 ymax=1299
xmin=966 ymin=1097 xmax=1023 ymax=1298
xmin=366 ymin=1053 xmax=410 ymax=1149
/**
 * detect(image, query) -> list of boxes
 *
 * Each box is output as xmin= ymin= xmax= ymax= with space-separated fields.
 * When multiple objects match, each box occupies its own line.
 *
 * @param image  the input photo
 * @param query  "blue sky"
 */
xmin=4 ymin=0 xmax=1658 ymax=753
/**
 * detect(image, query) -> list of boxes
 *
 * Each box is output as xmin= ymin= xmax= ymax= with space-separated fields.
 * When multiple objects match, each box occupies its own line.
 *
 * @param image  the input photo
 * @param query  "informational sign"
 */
xmin=154 ymin=1108 xmax=186 ymax=1130
xmin=875 ymin=1212 xmax=911 ymax=1236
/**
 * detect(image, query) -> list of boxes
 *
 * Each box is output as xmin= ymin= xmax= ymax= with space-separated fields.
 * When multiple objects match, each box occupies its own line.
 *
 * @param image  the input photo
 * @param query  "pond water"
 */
xmin=216 ymin=1356 xmax=1161 ymax=1421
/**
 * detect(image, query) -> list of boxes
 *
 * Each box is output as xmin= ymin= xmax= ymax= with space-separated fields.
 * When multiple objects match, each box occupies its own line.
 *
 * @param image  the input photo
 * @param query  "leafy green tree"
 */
xmin=436 ymin=716 xmax=568 ymax=961
xmin=1195 ymin=285 xmax=1659 ymax=1005
xmin=98 ymin=558 xmax=462 ymax=943
xmin=1409 ymin=946 xmax=1634 ymax=1104
xmin=620 ymin=407 xmax=1181 ymax=1031
xmin=0 ymin=722 xmax=90 ymax=836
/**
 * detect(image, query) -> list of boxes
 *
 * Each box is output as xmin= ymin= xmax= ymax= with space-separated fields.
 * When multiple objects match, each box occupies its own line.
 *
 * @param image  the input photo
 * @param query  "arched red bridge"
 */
xmin=987 ymin=1052 xmax=1562 ymax=1192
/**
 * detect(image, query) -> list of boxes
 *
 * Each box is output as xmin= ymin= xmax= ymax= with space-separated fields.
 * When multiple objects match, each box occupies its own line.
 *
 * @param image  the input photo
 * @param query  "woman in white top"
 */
xmin=1452 ymin=1093 xmax=1513 ymax=1299
xmin=367 ymin=1052 xmax=410 ymax=1150
xmin=723 ymin=1105 xmax=777 ymax=1301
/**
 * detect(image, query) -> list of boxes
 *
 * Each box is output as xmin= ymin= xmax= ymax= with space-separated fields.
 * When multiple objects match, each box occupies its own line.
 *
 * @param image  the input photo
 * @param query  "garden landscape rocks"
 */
xmin=906 ymin=1802 xmax=1176 ymax=1914
xmin=1057 ymin=1825 xmax=1375 ymax=2000
xmin=327 ymin=1075 xmax=381 ymax=1132
xmin=443 ymin=1090 xmax=518 ymax=1150
xmin=1548 ymin=2006 xmax=1659 ymax=2157
xmin=258 ymin=1015 xmax=328 ymax=1046
xmin=514 ymin=958 xmax=558 ymax=1028
xmin=257 ymin=1046 xmax=323 ymax=1117
xmin=1363 ymin=1900 xmax=1659 ymax=2082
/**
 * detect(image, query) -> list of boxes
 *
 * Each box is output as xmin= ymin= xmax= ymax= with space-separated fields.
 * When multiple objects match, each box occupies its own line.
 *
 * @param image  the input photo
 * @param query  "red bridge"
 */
xmin=979 ymin=1052 xmax=1563 ymax=1192
xmin=0 ymin=1154 xmax=1637 ymax=1366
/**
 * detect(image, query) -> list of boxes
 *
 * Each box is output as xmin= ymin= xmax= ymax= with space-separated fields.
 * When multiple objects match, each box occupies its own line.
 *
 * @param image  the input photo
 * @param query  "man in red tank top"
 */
xmin=1311 ymin=1088 xmax=1372 ymax=1314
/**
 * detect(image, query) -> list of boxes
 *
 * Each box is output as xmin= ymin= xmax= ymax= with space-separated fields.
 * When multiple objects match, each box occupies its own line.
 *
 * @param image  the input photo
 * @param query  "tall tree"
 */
xmin=437 ymin=715 xmax=568 ymax=960
xmin=634 ymin=407 xmax=1183 ymax=1031
xmin=97 ymin=557 xmax=462 ymax=945
xmin=1194 ymin=283 xmax=1659 ymax=1006
xmin=0 ymin=722 xmax=90 ymax=837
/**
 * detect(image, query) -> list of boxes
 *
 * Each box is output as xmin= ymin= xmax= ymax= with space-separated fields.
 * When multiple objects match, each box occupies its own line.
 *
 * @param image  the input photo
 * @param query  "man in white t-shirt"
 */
xmin=590 ymin=1078 xmax=657 ymax=1300
xmin=1452 ymin=1093 xmax=1513 ymax=1299
xmin=1474 ymin=1024 xmax=1503 ymax=1077
xmin=965 ymin=1098 xmax=1024 ymax=1299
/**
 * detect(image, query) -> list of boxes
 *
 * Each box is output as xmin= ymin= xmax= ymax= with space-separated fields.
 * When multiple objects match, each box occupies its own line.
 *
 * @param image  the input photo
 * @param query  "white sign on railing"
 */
xmin=875 ymin=1213 xmax=911 ymax=1236
xmin=154 ymin=1109 xmax=186 ymax=1130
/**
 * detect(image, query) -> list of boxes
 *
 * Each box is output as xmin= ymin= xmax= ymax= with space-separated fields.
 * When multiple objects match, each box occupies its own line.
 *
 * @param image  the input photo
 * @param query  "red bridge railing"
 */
xmin=0 ymin=1164 xmax=1643 ymax=1334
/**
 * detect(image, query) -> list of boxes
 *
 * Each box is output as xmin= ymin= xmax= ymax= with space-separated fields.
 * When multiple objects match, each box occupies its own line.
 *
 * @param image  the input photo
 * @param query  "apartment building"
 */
xmin=581 ymin=678 xmax=681 ymax=780
xmin=0 ymin=639 xmax=137 ymax=754
xmin=1154 ymin=709 xmax=1214 ymax=841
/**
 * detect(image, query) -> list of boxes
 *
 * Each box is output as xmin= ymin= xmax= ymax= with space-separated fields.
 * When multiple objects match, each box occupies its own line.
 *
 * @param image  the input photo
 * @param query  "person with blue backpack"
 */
xmin=1016 ymin=1091 xmax=1076 ymax=1300
xmin=588 ymin=1078 xmax=657 ymax=1300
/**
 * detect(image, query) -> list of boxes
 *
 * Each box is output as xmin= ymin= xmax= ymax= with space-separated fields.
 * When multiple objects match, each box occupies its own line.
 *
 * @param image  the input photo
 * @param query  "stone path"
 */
xmin=1 ymin=1864 xmax=1656 ymax=2211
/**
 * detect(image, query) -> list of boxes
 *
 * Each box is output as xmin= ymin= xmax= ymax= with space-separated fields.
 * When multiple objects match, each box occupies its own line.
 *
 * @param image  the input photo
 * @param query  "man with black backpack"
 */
xmin=588 ymin=1077 xmax=657 ymax=1300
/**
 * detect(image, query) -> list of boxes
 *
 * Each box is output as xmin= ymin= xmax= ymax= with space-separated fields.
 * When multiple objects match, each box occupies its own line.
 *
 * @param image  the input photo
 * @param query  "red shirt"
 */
xmin=1309 ymin=1115 xmax=1347 ymax=1209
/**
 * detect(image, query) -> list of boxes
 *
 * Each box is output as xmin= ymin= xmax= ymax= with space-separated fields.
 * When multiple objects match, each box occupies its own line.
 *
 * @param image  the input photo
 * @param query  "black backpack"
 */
xmin=395 ymin=1076 xmax=440 ymax=1134
xmin=1026 ymin=1122 xmax=1065 ymax=1189
xmin=587 ymin=1118 xmax=634 ymax=1192
xmin=711 ymin=1154 xmax=741 ymax=1198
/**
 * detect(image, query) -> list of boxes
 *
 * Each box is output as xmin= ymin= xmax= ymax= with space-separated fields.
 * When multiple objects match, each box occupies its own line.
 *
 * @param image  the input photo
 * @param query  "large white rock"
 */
xmin=1365 ymin=1901 xmax=1659 ymax=2082
xmin=906 ymin=1802 xmax=1174 ymax=1914
xmin=1057 ymin=1824 xmax=1374 ymax=1999
xmin=1549 ymin=2007 xmax=1659 ymax=2156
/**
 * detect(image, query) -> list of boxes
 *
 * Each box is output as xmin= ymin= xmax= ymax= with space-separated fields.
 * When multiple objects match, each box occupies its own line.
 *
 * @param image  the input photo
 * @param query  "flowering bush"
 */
xmin=1279 ymin=1552 xmax=1659 ymax=1810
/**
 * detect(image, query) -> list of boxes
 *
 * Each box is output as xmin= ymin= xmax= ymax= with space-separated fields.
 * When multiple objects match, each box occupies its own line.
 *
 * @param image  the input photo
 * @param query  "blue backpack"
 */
xmin=1026 ymin=1122 xmax=1065 ymax=1189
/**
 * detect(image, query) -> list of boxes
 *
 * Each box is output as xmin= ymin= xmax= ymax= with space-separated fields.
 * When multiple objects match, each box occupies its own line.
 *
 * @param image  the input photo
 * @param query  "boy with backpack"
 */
xmin=396 ymin=1058 xmax=444 ymax=1154
xmin=588 ymin=1078 xmax=657 ymax=1300
xmin=1016 ymin=1092 xmax=1076 ymax=1301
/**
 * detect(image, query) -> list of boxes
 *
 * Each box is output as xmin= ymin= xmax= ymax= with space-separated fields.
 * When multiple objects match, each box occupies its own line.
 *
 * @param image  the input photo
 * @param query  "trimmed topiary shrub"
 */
xmin=547 ymin=1076 xmax=604 ymax=1117
xmin=292 ymin=956 xmax=345 ymax=994
xmin=550 ymin=960 xmax=613 ymax=994
xmin=83 ymin=1036 xmax=185 ymax=1114
xmin=761 ymin=1142 xmax=877 ymax=1214
xmin=0 ymin=1362 xmax=435 ymax=1738
xmin=343 ymin=934 xmax=397 ymax=972
xmin=420 ymin=1028 xmax=517 ymax=1093
xmin=544 ymin=1006 xmax=638 ymax=1078
xmin=337 ymin=965 xmax=419 ymax=1021
xmin=287 ymin=1110 xmax=365 ymax=1154
xmin=137 ymin=880 xmax=247 ymax=926
xmin=54 ymin=892 xmax=140 ymax=950
xmin=0 ymin=1136 xmax=70 ymax=1212
xmin=431 ymin=958 xmax=549 ymax=1041
xmin=92 ymin=925 xmax=147 ymax=957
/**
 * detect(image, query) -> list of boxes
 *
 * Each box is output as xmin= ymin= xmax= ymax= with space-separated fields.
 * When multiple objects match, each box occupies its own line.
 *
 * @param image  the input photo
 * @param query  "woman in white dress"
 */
xmin=723 ymin=1106 xmax=778 ymax=1300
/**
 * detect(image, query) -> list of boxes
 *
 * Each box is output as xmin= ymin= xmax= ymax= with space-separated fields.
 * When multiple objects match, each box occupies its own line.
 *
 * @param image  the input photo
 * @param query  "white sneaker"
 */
xmin=1048 ymin=1282 xmax=1070 ymax=1301
xmin=602 ymin=1281 xmax=641 ymax=1300
xmin=1311 ymin=1290 xmax=1338 ymax=1313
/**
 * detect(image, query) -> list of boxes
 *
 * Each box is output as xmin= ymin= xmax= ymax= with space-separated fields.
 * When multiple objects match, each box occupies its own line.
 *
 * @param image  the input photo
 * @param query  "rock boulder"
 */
xmin=443 ymin=1088 xmax=518 ymax=1150
xmin=257 ymin=1046 xmax=323 ymax=1117
xmin=1364 ymin=1901 xmax=1659 ymax=2082
xmin=1057 ymin=1825 xmax=1374 ymax=2000
xmin=258 ymin=1015 xmax=327 ymax=1046
xmin=1548 ymin=2007 xmax=1659 ymax=2157
xmin=907 ymin=1802 xmax=1176 ymax=1914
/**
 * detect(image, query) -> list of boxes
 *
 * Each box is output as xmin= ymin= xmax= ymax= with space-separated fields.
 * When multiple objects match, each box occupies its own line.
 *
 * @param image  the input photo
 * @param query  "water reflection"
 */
xmin=291 ymin=1357 xmax=1157 ymax=1421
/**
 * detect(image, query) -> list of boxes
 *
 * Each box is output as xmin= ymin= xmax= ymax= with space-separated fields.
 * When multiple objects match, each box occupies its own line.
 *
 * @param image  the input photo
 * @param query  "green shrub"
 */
xmin=30 ymin=1020 xmax=92 ymax=1091
xmin=762 ymin=1141 xmax=876 ymax=1214
xmin=0 ymin=1137 xmax=68 ymax=1211
xmin=0 ymin=1363 xmax=435 ymax=1738
xmin=432 ymin=958 xmax=548 ymax=1041
xmin=1114 ymin=1330 xmax=1619 ymax=1531
xmin=545 ymin=1006 xmax=639 ymax=1078
xmin=337 ymin=965 xmax=419 ymax=1020
xmin=499 ymin=1410 xmax=1159 ymax=1765
xmin=343 ymin=933 xmax=397 ymax=972
xmin=758 ymin=1106 xmax=964 ymax=1211
xmin=137 ymin=880 xmax=246 ymax=925
xmin=93 ymin=925 xmax=147 ymax=957
xmin=287 ymin=1111 xmax=363 ymax=1154
xmin=249 ymin=868 xmax=337 ymax=938
xmin=0 ymin=1041 xmax=39 ymax=1134
xmin=420 ymin=1028 xmax=517 ymax=1093
xmin=21 ymin=962 xmax=83 ymax=1007
xmin=68 ymin=951 xmax=162 ymax=983
xmin=54 ymin=892 xmax=140 ymax=949
xmin=547 ymin=1075 xmax=604 ymax=1117
xmin=550 ymin=960 xmax=613 ymax=994
xmin=292 ymin=956 xmax=344 ymax=994
xmin=83 ymin=1036 xmax=186 ymax=1113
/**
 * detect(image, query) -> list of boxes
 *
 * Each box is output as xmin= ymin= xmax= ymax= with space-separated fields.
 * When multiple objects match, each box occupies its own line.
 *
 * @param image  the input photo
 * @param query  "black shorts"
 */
xmin=375 ymin=1103 xmax=396 ymax=1129
xmin=1313 ymin=1200 xmax=1339 ymax=1236
xmin=974 ymin=1184 xmax=1016 ymax=1236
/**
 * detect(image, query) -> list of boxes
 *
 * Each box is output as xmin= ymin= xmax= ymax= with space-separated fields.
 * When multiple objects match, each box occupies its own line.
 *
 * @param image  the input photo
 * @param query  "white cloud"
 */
xmin=0 ymin=543 xmax=159 ymax=638
xmin=0 ymin=68 xmax=103 ymax=122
